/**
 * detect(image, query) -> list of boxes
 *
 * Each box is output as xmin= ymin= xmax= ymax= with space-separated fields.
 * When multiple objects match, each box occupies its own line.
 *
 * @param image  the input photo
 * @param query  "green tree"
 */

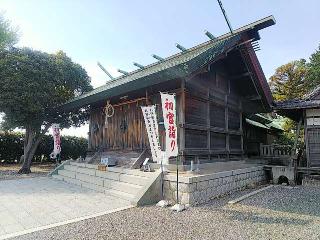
xmin=0 ymin=13 xmax=18 ymax=49
xmin=0 ymin=48 xmax=93 ymax=173
xmin=269 ymin=60 xmax=308 ymax=101
xmin=269 ymin=60 xmax=308 ymax=146
xmin=306 ymin=44 xmax=320 ymax=88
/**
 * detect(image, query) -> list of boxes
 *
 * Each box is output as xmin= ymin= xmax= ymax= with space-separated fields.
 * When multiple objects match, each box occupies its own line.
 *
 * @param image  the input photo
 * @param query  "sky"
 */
xmin=0 ymin=0 xmax=319 ymax=137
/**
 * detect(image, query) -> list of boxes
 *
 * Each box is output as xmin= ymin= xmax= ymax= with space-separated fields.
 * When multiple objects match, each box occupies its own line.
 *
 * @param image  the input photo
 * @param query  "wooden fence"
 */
xmin=260 ymin=144 xmax=292 ymax=157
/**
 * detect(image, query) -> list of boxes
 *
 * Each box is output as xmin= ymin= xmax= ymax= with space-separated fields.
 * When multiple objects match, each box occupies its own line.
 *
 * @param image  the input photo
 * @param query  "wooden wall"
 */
xmin=88 ymin=92 xmax=181 ymax=154
xmin=182 ymin=63 xmax=243 ymax=162
xmin=305 ymin=109 xmax=320 ymax=168
xmin=243 ymin=124 xmax=268 ymax=157
xmin=88 ymin=61 xmax=244 ymax=163
xmin=89 ymin=99 xmax=149 ymax=151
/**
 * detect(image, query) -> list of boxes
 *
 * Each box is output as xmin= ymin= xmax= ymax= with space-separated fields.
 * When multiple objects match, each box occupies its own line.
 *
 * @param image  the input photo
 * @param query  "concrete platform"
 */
xmin=163 ymin=163 xmax=266 ymax=205
xmin=0 ymin=177 xmax=133 ymax=239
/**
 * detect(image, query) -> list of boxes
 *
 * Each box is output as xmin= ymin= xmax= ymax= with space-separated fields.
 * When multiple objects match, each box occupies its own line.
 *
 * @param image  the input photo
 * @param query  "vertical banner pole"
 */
xmin=176 ymin=155 xmax=179 ymax=204
xmin=160 ymin=92 xmax=184 ymax=211
xmin=160 ymin=159 xmax=164 ymax=199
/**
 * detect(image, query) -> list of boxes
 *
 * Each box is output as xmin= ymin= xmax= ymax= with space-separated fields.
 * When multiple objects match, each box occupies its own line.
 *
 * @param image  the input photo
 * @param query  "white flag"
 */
xmin=141 ymin=106 xmax=162 ymax=163
xmin=161 ymin=93 xmax=178 ymax=158
xmin=50 ymin=124 xmax=61 ymax=159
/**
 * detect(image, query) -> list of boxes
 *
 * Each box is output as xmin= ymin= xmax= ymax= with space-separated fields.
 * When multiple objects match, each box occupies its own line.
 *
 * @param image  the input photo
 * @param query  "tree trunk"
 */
xmin=19 ymin=145 xmax=33 ymax=174
xmin=18 ymin=124 xmax=50 ymax=174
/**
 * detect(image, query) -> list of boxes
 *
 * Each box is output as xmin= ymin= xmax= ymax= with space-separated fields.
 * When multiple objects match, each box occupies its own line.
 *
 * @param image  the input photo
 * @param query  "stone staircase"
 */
xmin=50 ymin=161 xmax=161 ymax=206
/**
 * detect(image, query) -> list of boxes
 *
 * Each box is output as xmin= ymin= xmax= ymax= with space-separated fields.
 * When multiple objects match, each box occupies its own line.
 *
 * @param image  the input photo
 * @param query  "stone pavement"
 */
xmin=0 ymin=177 xmax=133 ymax=239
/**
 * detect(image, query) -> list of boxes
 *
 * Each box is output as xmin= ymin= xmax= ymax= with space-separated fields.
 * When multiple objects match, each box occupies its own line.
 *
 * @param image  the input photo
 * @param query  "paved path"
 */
xmin=0 ymin=177 xmax=133 ymax=239
xmin=11 ymin=185 xmax=320 ymax=240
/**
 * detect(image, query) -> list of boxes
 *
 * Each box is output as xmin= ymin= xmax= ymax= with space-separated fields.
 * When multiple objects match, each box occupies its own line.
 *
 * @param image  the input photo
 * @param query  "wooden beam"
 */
xmin=175 ymin=43 xmax=187 ymax=52
xmin=97 ymin=61 xmax=115 ymax=80
xmin=204 ymin=30 xmax=216 ymax=40
xmin=244 ymin=95 xmax=262 ymax=101
xmin=133 ymin=62 xmax=144 ymax=69
xmin=229 ymin=72 xmax=251 ymax=80
xmin=118 ymin=69 xmax=129 ymax=75
xmin=151 ymin=54 xmax=164 ymax=61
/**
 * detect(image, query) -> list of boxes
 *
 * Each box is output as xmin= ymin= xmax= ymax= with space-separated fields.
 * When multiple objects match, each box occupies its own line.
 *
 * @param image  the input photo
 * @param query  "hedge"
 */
xmin=0 ymin=131 xmax=87 ymax=163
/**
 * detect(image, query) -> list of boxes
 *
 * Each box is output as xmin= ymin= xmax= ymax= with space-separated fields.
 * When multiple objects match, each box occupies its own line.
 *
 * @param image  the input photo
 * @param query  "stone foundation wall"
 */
xmin=302 ymin=178 xmax=320 ymax=187
xmin=163 ymin=166 xmax=266 ymax=205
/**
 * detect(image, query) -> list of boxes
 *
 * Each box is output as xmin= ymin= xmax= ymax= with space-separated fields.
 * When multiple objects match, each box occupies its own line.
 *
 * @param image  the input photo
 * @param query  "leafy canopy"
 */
xmin=269 ymin=44 xmax=320 ymax=102
xmin=306 ymin=44 xmax=320 ymax=88
xmin=269 ymin=60 xmax=308 ymax=101
xmin=0 ymin=48 xmax=93 ymax=130
xmin=269 ymin=44 xmax=320 ymax=146
xmin=0 ymin=13 xmax=18 ymax=49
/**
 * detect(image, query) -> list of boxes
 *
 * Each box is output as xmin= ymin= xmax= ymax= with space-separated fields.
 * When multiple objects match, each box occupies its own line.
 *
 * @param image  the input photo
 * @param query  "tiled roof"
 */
xmin=274 ymin=99 xmax=320 ymax=110
xmin=246 ymin=114 xmax=283 ymax=131
xmin=304 ymin=85 xmax=320 ymax=100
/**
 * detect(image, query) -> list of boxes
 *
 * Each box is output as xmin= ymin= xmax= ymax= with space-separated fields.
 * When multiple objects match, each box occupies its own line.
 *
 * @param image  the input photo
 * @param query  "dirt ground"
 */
xmin=0 ymin=163 xmax=55 ymax=180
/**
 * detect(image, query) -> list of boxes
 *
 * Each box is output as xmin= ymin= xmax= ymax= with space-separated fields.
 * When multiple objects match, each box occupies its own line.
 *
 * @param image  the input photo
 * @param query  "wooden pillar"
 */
xmin=292 ymin=116 xmax=303 ymax=183
xmin=292 ymin=118 xmax=302 ymax=156
xmin=239 ymin=101 xmax=244 ymax=158
xmin=304 ymin=110 xmax=310 ymax=172
xmin=145 ymin=89 xmax=150 ymax=105
xmin=207 ymin=87 xmax=211 ymax=158
xmin=88 ymin=114 xmax=92 ymax=151
xmin=179 ymin=79 xmax=186 ymax=163
xmin=225 ymin=94 xmax=229 ymax=160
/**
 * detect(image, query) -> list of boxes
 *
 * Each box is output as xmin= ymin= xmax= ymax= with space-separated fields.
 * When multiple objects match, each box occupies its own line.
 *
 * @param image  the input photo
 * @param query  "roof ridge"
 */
xmin=97 ymin=15 xmax=275 ymax=89
xmin=61 ymin=15 xmax=276 ymax=110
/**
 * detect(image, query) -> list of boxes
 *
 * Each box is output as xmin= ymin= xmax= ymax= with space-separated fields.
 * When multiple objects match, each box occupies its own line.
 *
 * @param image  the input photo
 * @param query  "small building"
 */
xmin=244 ymin=114 xmax=283 ymax=157
xmin=63 ymin=16 xmax=276 ymax=167
xmin=275 ymin=86 xmax=320 ymax=170
xmin=57 ymin=16 xmax=277 ymax=205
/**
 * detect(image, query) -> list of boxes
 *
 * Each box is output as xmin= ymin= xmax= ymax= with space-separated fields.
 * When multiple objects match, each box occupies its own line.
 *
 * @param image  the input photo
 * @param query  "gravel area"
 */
xmin=0 ymin=164 xmax=55 ymax=180
xmin=11 ymin=185 xmax=320 ymax=240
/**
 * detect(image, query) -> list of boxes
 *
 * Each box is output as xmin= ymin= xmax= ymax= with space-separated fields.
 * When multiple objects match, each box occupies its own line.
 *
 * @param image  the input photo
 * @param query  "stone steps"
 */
xmin=51 ymin=161 xmax=160 ymax=205
xmin=105 ymin=189 xmax=135 ymax=201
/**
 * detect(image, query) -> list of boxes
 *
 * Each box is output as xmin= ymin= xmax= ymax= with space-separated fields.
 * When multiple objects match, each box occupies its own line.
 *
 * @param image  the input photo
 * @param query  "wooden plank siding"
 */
xmin=182 ymin=65 xmax=243 ymax=161
xmin=305 ymin=108 xmax=320 ymax=168
xmin=88 ymin=64 xmax=244 ymax=163
xmin=88 ymin=90 xmax=182 ymax=155
xmin=88 ymin=99 xmax=149 ymax=151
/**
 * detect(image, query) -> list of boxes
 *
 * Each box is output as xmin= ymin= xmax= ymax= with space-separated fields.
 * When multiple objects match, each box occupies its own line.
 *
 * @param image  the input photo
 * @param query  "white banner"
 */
xmin=50 ymin=124 xmax=61 ymax=159
xmin=141 ymin=106 xmax=162 ymax=163
xmin=161 ymin=93 xmax=178 ymax=158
